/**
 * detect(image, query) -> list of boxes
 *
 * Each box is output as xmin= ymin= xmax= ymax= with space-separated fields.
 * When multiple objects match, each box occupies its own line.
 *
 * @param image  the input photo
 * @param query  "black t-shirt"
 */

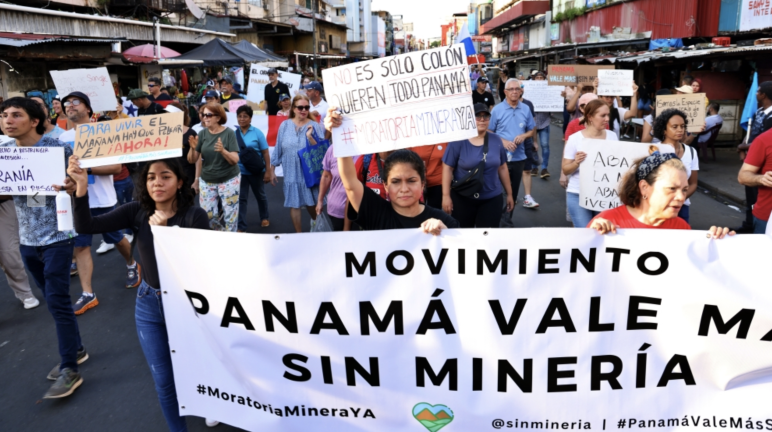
xmin=498 ymin=79 xmax=506 ymax=101
xmin=220 ymin=93 xmax=243 ymax=104
xmin=138 ymin=102 xmax=166 ymax=116
xmin=264 ymin=81 xmax=290 ymax=115
xmin=347 ymin=188 xmax=459 ymax=231
xmin=178 ymin=128 xmax=198 ymax=187
xmin=73 ymin=196 xmax=210 ymax=289
xmin=472 ymin=90 xmax=495 ymax=107
xmin=148 ymin=93 xmax=173 ymax=103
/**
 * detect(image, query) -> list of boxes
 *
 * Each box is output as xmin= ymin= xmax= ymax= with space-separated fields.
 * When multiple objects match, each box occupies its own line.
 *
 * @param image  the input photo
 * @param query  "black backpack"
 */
xmin=234 ymin=127 xmax=265 ymax=175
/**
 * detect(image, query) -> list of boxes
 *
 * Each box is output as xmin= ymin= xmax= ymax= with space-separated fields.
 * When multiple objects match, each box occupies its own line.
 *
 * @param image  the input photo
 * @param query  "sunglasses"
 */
xmin=147 ymin=84 xmax=157 ymax=88
xmin=63 ymin=100 xmax=84 ymax=107
xmin=201 ymin=113 xmax=218 ymax=118
xmin=295 ymin=105 xmax=310 ymax=111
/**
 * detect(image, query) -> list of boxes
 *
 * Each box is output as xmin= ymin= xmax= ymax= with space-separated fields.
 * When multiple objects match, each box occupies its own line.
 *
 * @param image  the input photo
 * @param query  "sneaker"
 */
xmin=124 ymin=233 xmax=134 ymax=244
xmin=261 ymin=219 xmax=270 ymax=227
xmin=70 ymin=262 xmax=78 ymax=277
xmin=22 ymin=296 xmax=40 ymax=310
xmin=126 ymin=263 xmax=142 ymax=289
xmin=43 ymin=368 xmax=82 ymax=399
xmin=96 ymin=241 xmax=114 ymax=254
xmin=523 ymin=196 xmax=540 ymax=209
xmin=530 ymin=168 xmax=538 ymax=176
xmin=540 ymin=169 xmax=550 ymax=179
xmin=47 ymin=346 xmax=89 ymax=381
xmin=206 ymin=419 xmax=220 ymax=427
xmin=73 ymin=293 xmax=98 ymax=315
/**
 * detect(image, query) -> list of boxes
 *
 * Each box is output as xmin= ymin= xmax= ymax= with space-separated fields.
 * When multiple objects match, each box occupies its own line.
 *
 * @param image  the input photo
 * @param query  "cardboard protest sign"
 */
xmin=575 ymin=65 xmax=614 ymax=86
xmin=578 ymin=139 xmax=674 ymax=211
xmin=322 ymin=44 xmax=476 ymax=157
xmin=522 ymin=81 xmax=563 ymax=112
xmin=597 ymin=69 xmax=634 ymax=96
xmin=229 ymin=99 xmax=247 ymax=113
xmin=246 ymin=65 xmax=302 ymax=106
xmin=73 ymin=112 xmax=184 ymax=168
xmin=50 ymin=67 xmax=116 ymax=112
xmin=655 ymin=93 xmax=707 ymax=133
xmin=0 ymin=146 xmax=64 ymax=196
xmin=547 ymin=64 xmax=577 ymax=86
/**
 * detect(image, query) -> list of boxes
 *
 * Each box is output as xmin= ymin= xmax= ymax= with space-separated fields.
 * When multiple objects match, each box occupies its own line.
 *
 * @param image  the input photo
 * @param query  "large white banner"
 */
xmin=246 ymin=65 xmax=302 ymax=107
xmin=740 ymin=0 xmax=772 ymax=32
xmin=322 ymin=44 xmax=477 ymax=157
xmin=50 ymin=67 xmax=116 ymax=112
xmin=154 ymin=226 xmax=772 ymax=432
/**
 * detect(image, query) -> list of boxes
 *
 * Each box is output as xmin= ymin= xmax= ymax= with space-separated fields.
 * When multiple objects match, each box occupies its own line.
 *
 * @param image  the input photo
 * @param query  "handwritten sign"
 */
xmin=522 ymin=81 xmax=563 ymax=112
xmin=246 ymin=65 xmax=302 ymax=106
xmin=73 ymin=112 xmax=184 ymax=168
xmin=597 ymin=69 xmax=634 ymax=96
xmin=50 ymin=67 xmax=116 ymax=112
xmin=0 ymin=146 xmax=65 ymax=196
xmin=655 ymin=93 xmax=707 ymax=133
xmin=576 ymin=65 xmax=615 ymax=86
xmin=578 ymin=139 xmax=674 ymax=211
xmin=229 ymin=99 xmax=247 ymax=113
xmin=322 ymin=44 xmax=476 ymax=157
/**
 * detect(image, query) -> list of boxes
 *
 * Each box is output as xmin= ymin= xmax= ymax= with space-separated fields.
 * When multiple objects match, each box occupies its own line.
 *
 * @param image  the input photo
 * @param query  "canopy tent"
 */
xmin=230 ymin=40 xmax=288 ymax=67
xmin=169 ymin=38 xmax=259 ymax=66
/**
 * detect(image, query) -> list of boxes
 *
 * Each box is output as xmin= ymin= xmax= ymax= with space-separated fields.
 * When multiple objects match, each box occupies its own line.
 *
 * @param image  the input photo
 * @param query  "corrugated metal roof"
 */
xmin=0 ymin=33 xmax=125 ymax=47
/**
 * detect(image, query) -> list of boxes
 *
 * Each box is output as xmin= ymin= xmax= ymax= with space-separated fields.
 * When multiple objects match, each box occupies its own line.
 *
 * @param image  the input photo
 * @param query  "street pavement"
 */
xmin=0 ymin=123 xmax=746 ymax=432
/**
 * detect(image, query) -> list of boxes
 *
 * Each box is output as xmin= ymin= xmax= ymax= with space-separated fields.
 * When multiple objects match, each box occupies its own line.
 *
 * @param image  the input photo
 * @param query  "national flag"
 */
xmin=740 ymin=72 xmax=758 ymax=131
xmin=455 ymin=22 xmax=476 ymax=56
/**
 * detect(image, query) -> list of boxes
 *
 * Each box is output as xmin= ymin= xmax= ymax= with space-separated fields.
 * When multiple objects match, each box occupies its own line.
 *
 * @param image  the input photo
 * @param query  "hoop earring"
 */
xmin=643 ymin=195 xmax=648 ymax=200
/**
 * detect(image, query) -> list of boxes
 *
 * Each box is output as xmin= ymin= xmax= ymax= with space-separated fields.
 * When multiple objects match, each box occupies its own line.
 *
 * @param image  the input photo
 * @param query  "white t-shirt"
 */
xmin=679 ymin=143 xmax=699 ymax=207
xmin=59 ymin=129 xmax=117 ymax=209
xmin=563 ymin=130 xmax=619 ymax=194
xmin=698 ymin=114 xmax=723 ymax=143
xmin=311 ymin=98 xmax=329 ymax=123
xmin=611 ymin=106 xmax=628 ymax=137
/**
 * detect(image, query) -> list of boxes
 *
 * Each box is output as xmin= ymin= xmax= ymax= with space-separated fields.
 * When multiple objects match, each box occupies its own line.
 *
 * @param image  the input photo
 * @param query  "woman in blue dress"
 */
xmin=271 ymin=94 xmax=326 ymax=232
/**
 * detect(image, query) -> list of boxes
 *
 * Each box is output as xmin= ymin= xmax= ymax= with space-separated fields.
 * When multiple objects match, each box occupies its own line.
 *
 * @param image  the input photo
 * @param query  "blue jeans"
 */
xmin=114 ymin=177 xmax=134 ymax=235
xmin=678 ymin=204 xmax=690 ymax=224
xmin=537 ymin=127 xmax=550 ymax=170
xmin=567 ymin=192 xmax=599 ymax=228
xmin=19 ymin=238 xmax=83 ymax=371
xmin=754 ymin=216 xmax=768 ymax=234
xmin=135 ymin=280 xmax=188 ymax=432
xmin=238 ymin=173 xmax=270 ymax=231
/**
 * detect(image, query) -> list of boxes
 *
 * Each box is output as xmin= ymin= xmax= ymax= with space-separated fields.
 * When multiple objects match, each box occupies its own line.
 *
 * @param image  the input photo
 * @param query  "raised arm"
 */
xmin=325 ymin=106 xmax=365 ymax=211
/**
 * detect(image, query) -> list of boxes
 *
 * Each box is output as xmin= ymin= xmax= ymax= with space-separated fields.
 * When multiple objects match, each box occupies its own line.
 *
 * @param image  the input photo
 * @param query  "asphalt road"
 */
xmin=0 ymin=123 xmax=746 ymax=432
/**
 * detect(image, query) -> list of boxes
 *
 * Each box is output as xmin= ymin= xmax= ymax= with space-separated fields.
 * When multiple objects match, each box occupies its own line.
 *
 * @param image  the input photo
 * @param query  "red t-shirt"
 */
xmin=588 ymin=205 xmax=691 ymax=230
xmin=564 ymin=118 xmax=610 ymax=141
xmin=355 ymin=155 xmax=387 ymax=200
xmin=114 ymin=165 xmax=130 ymax=181
xmin=746 ymin=129 xmax=772 ymax=221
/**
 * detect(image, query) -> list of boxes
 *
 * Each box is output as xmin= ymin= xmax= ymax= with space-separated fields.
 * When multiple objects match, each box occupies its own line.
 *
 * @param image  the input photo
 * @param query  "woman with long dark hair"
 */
xmin=68 ymin=156 xmax=209 ymax=432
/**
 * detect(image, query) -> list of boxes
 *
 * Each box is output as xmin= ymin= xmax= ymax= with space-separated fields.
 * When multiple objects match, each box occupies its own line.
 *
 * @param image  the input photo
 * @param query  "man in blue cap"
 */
xmin=264 ymin=68 xmax=289 ymax=116
xmin=304 ymin=80 xmax=328 ymax=122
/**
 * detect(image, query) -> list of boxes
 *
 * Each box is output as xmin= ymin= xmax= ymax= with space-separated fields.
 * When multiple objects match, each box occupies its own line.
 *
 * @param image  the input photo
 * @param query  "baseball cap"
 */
xmin=204 ymin=90 xmax=219 ymax=99
xmin=578 ymin=93 xmax=598 ymax=106
xmin=473 ymin=103 xmax=490 ymax=115
xmin=304 ymin=81 xmax=323 ymax=92
xmin=675 ymin=85 xmax=693 ymax=94
xmin=219 ymin=77 xmax=233 ymax=85
xmin=278 ymin=94 xmax=291 ymax=101
xmin=127 ymin=89 xmax=150 ymax=100
xmin=477 ymin=77 xmax=489 ymax=83
xmin=266 ymin=68 xmax=278 ymax=75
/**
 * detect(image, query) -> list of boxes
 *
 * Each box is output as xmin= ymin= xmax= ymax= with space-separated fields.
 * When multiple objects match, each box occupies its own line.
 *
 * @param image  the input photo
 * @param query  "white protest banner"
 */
xmin=522 ymin=81 xmax=563 ymax=112
xmin=73 ymin=112 xmax=184 ymax=168
xmin=246 ymin=65 xmax=302 ymax=106
xmin=655 ymin=94 xmax=707 ymax=133
xmin=155 ymin=226 xmax=772 ymax=432
xmin=0 ymin=146 xmax=64 ymax=196
xmin=50 ymin=67 xmax=116 ymax=112
xmin=578 ymin=140 xmax=674 ymax=211
xmin=322 ymin=44 xmax=476 ymax=157
xmin=597 ymin=70 xmax=634 ymax=96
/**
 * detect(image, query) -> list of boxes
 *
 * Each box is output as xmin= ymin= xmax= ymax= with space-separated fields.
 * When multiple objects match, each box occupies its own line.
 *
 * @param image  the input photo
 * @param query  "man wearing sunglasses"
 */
xmin=146 ymin=77 xmax=172 ymax=105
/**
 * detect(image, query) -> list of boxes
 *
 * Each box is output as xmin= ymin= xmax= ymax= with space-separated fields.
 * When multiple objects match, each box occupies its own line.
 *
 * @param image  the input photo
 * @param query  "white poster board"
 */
xmin=0 ymin=146 xmax=65 ymax=196
xmin=246 ymin=65 xmax=302 ymax=106
xmin=521 ymin=81 xmax=563 ymax=112
xmin=578 ymin=139 xmax=674 ymax=211
xmin=597 ymin=69 xmax=634 ymax=96
xmin=50 ymin=67 xmax=116 ymax=112
xmin=322 ymin=44 xmax=476 ymax=157
xmin=740 ymin=0 xmax=772 ymax=32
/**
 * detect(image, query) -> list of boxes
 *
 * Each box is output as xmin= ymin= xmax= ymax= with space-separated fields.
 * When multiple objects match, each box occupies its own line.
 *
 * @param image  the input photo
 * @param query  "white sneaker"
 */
xmin=523 ymin=196 xmax=540 ymax=209
xmin=23 ymin=296 xmax=40 ymax=309
xmin=124 ymin=233 xmax=134 ymax=244
xmin=96 ymin=241 xmax=114 ymax=254
xmin=205 ymin=419 xmax=220 ymax=427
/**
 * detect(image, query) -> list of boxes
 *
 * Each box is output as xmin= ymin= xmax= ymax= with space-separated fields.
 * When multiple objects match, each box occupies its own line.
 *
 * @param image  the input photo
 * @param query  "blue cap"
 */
xmin=278 ymin=93 xmax=291 ymax=101
xmin=303 ymin=81 xmax=323 ymax=92
xmin=204 ymin=90 xmax=219 ymax=99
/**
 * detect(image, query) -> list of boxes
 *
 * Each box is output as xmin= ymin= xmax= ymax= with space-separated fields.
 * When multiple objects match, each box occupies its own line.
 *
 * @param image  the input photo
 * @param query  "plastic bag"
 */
xmin=310 ymin=211 xmax=333 ymax=233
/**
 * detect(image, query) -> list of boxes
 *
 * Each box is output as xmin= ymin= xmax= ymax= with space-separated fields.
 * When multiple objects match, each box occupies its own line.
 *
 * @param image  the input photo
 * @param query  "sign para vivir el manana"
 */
xmin=73 ymin=112 xmax=184 ymax=168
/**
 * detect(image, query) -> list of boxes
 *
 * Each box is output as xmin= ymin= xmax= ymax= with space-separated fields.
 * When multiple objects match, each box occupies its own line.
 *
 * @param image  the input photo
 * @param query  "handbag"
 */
xmin=451 ymin=133 xmax=488 ymax=199
xmin=297 ymin=125 xmax=330 ymax=188
xmin=234 ymin=127 xmax=265 ymax=176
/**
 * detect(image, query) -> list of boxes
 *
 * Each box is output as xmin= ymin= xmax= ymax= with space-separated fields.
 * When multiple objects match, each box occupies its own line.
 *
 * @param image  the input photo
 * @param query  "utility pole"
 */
xmin=312 ymin=0 xmax=318 ymax=80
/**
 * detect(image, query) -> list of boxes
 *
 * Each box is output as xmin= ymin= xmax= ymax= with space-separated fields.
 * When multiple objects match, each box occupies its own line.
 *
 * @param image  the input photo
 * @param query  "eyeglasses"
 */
xmin=201 ymin=113 xmax=218 ymax=118
xmin=295 ymin=105 xmax=310 ymax=111
xmin=147 ymin=84 xmax=157 ymax=88
xmin=475 ymin=114 xmax=491 ymax=121
xmin=63 ymin=100 xmax=84 ymax=107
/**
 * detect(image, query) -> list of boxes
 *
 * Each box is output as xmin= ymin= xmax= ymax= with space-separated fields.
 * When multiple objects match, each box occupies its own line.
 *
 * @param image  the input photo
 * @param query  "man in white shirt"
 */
xmin=304 ymin=81 xmax=329 ymax=123
xmin=59 ymin=92 xmax=140 ymax=315
xmin=698 ymin=103 xmax=723 ymax=144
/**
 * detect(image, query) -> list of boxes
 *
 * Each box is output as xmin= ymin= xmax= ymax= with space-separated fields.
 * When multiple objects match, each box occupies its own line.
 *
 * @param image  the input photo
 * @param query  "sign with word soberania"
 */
xmin=73 ymin=112 xmax=184 ymax=168
xmin=322 ymin=44 xmax=476 ymax=157
xmin=155 ymin=226 xmax=772 ymax=432
xmin=0 ymin=145 xmax=64 ymax=196
xmin=597 ymin=69 xmax=634 ymax=96
xmin=246 ymin=65 xmax=302 ymax=108
xmin=49 ymin=67 xmax=116 ymax=113
xmin=655 ymin=93 xmax=707 ymax=133
xmin=522 ymin=81 xmax=564 ymax=112
xmin=578 ymin=139 xmax=674 ymax=211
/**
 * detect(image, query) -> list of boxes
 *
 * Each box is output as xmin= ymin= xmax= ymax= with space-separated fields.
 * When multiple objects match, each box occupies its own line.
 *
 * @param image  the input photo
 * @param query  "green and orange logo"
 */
xmin=412 ymin=403 xmax=454 ymax=432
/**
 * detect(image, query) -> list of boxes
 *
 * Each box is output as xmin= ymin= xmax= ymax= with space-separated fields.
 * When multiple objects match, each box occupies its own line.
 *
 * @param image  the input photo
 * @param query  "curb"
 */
xmin=697 ymin=180 xmax=746 ymax=210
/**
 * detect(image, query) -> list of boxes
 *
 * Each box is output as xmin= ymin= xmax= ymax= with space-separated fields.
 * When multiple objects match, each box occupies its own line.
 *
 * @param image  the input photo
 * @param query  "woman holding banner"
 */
xmin=563 ymin=99 xmax=619 ymax=228
xmin=651 ymin=109 xmax=699 ymax=223
xmin=272 ymin=94 xmax=325 ymax=233
xmin=588 ymin=152 xmax=732 ymax=238
xmin=187 ymin=102 xmax=241 ymax=232
xmin=67 ymin=155 xmax=210 ymax=432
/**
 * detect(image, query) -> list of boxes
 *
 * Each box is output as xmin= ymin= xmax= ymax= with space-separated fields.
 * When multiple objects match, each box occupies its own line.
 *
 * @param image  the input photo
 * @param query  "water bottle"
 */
xmin=56 ymin=190 xmax=73 ymax=231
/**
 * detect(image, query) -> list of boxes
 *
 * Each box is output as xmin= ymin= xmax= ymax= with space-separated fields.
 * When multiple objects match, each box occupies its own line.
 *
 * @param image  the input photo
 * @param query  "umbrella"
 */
xmin=123 ymin=44 xmax=181 ymax=63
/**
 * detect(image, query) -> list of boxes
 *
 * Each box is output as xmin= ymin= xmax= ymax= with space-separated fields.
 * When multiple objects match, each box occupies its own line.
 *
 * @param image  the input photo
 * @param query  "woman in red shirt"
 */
xmin=588 ymin=152 xmax=733 ymax=238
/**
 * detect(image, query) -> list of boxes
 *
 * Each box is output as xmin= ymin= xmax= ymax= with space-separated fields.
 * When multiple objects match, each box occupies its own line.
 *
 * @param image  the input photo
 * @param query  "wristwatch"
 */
xmin=87 ymin=168 xmax=93 ymax=175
